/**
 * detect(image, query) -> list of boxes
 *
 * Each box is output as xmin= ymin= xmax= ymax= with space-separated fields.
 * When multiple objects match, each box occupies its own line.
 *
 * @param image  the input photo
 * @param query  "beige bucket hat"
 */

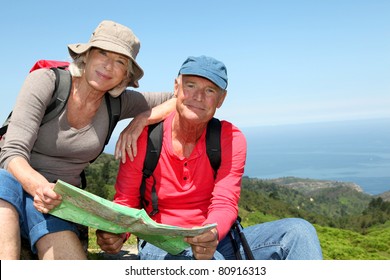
xmin=68 ymin=20 xmax=144 ymax=88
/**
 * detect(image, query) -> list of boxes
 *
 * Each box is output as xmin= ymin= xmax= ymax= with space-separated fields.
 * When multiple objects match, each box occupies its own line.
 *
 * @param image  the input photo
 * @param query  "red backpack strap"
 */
xmin=29 ymin=60 xmax=70 ymax=72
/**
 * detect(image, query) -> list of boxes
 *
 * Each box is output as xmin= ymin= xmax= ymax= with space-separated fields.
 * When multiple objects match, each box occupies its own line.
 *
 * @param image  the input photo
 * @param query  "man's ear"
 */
xmin=217 ymin=90 xmax=227 ymax=108
xmin=174 ymin=77 xmax=180 ymax=97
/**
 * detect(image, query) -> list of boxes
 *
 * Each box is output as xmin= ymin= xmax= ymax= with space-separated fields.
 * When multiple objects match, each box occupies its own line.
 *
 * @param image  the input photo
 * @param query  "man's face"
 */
xmin=175 ymin=75 xmax=226 ymax=124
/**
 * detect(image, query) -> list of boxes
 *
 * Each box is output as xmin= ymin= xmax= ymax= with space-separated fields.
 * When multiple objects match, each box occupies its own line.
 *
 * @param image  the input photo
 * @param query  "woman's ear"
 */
xmin=83 ymin=51 xmax=89 ymax=64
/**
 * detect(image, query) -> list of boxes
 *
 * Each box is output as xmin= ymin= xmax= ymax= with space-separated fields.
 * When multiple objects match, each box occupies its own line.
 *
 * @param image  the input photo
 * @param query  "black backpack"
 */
xmin=140 ymin=117 xmax=221 ymax=216
xmin=0 ymin=67 xmax=121 ymax=188
xmin=139 ymin=118 xmax=254 ymax=259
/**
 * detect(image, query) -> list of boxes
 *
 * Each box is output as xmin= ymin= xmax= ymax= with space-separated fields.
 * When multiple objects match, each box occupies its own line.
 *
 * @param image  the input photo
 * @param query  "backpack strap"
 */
xmin=140 ymin=118 xmax=221 ymax=216
xmin=0 ymin=112 xmax=12 ymax=137
xmin=229 ymin=217 xmax=255 ymax=260
xmin=206 ymin=117 xmax=221 ymax=177
xmin=41 ymin=68 xmax=72 ymax=125
xmin=88 ymin=93 xmax=121 ymax=165
xmin=140 ymin=121 xmax=163 ymax=216
xmin=104 ymin=93 xmax=121 ymax=146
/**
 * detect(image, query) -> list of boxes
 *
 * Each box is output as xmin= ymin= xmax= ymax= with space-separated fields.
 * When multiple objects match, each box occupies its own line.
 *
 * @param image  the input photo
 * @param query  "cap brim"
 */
xmin=180 ymin=69 xmax=227 ymax=90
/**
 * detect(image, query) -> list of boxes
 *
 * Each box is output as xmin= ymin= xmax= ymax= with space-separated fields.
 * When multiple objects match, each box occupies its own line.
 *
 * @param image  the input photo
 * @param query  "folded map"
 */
xmin=49 ymin=180 xmax=216 ymax=255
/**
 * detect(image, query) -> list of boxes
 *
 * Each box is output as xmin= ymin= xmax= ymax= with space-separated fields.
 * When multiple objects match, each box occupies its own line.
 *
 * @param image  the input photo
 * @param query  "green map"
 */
xmin=49 ymin=180 xmax=216 ymax=255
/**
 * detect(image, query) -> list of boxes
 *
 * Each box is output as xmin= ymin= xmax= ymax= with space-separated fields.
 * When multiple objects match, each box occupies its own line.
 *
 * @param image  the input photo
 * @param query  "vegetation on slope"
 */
xmin=84 ymin=153 xmax=390 ymax=260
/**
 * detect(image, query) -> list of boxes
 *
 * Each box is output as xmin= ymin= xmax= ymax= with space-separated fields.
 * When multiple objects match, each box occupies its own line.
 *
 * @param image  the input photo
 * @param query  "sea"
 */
xmin=105 ymin=118 xmax=390 ymax=196
xmin=241 ymin=118 xmax=390 ymax=195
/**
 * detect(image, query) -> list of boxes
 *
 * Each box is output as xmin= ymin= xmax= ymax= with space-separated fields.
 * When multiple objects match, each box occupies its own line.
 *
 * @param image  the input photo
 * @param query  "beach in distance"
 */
xmin=242 ymin=118 xmax=390 ymax=195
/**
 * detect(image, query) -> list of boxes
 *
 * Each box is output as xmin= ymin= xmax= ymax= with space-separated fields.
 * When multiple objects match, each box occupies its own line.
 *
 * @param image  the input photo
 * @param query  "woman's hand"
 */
xmin=115 ymin=98 xmax=176 ymax=163
xmin=96 ymin=230 xmax=126 ymax=254
xmin=185 ymin=228 xmax=219 ymax=260
xmin=33 ymin=182 xmax=62 ymax=214
xmin=115 ymin=110 xmax=150 ymax=163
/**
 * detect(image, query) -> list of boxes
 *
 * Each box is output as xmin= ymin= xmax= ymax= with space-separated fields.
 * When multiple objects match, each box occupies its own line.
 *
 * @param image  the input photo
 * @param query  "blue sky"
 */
xmin=1 ymin=0 xmax=389 ymax=135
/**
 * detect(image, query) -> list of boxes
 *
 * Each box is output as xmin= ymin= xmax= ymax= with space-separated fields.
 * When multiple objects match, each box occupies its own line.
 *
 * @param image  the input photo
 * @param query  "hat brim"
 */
xmin=68 ymin=42 xmax=143 ymax=88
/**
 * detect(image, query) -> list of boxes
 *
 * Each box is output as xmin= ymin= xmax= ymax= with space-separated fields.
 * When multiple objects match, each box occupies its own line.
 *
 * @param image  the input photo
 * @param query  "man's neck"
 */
xmin=171 ymin=116 xmax=207 ymax=158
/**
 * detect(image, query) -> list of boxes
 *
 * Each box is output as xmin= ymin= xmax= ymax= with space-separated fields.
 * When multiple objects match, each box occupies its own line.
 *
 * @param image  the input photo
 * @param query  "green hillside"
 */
xmin=316 ymin=222 xmax=390 ymax=260
xmin=84 ymin=153 xmax=390 ymax=260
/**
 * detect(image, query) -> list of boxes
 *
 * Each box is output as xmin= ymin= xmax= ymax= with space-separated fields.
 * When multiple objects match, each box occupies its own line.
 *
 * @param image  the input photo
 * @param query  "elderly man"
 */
xmin=97 ymin=55 xmax=323 ymax=260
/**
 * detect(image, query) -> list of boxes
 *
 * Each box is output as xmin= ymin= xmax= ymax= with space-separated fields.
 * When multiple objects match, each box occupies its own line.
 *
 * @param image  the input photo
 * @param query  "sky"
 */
xmin=1 ymin=0 xmax=389 ymax=138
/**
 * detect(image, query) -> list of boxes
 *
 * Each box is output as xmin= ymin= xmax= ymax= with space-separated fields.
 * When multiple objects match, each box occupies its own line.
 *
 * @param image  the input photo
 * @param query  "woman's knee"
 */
xmin=36 ymin=230 xmax=86 ymax=260
xmin=0 ymin=169 xmax=24 ymax=212
xmin=0 ymin=199 xmax=19 ymax=220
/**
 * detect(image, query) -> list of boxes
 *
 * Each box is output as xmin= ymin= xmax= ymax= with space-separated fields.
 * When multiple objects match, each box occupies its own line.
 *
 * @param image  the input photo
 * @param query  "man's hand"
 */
xmin=185 ymin=228 xmax=219 ymax=260
xmin=96 ymin=230 xmax=126 ymax=254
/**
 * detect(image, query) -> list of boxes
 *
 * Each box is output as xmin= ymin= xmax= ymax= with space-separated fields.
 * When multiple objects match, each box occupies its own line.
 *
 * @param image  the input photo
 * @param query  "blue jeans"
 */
xmin=0 ymin=169 xmax=79 ymax=254
xmin=138 ymin=218 xmax=323 ymax=260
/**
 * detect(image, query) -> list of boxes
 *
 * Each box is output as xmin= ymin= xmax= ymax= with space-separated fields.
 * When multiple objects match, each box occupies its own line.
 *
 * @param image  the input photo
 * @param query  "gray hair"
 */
xmin=176 ymin=74 xmax=227 ymax=95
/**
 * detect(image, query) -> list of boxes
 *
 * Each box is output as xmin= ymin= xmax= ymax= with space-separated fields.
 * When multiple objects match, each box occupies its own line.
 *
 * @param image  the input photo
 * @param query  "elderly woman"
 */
xmin=0 ymin=20 xmax=174 ymax=259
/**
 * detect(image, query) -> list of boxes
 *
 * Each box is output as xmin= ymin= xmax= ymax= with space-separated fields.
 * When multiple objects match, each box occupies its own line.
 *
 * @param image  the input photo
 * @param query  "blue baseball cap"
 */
xmin=178 ymin=55 xmax=228 ymax=90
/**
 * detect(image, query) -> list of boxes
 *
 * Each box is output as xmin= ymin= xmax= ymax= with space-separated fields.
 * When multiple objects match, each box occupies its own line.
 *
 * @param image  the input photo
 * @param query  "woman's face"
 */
xmin=83 ymin=48 xmax=129 ymax=92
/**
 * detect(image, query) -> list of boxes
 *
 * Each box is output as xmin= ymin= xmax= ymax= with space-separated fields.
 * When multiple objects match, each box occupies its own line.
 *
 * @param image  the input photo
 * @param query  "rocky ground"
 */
xmin=20 ymin=241 xmax=139 ymax=260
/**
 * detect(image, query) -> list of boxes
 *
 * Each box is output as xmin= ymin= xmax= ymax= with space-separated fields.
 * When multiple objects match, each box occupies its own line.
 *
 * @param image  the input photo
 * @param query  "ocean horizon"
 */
xmin=105 ymin=118 xmax=390 ymax=196
xmin=242 ymin=118 xmax=390 ymax=195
